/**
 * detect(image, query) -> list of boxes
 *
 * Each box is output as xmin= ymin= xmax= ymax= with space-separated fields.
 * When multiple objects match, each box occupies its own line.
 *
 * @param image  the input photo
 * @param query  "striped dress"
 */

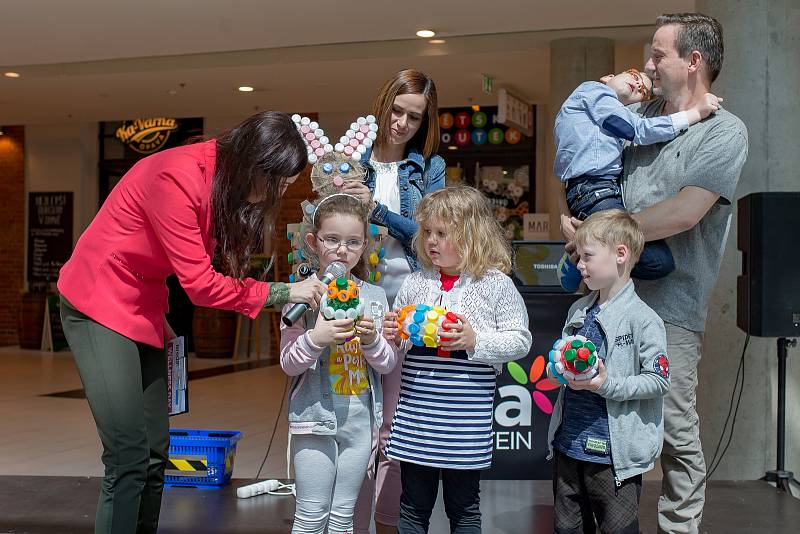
xmin=386 ymin=347 xmax=497 ymax=469
xmin=383 ymin=268 xmax=532 ymax=470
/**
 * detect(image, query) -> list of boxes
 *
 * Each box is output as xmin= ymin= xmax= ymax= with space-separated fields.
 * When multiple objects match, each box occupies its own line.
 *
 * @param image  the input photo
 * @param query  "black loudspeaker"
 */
xmin=737 ymin=192 xmax=800 ymax=337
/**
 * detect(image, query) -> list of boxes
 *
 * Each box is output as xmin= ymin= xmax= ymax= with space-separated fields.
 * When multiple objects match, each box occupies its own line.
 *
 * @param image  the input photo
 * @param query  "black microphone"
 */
xmin=282 ymin=261 xmax=346 ymax=326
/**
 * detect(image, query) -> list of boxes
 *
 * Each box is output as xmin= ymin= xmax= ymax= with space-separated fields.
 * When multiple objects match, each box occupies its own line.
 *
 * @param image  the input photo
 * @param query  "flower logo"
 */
xmin=505 ymin=355 xmax=560 ymax=415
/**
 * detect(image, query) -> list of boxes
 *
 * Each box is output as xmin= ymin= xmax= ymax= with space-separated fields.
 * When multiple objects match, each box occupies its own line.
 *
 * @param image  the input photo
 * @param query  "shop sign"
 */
xmin=498 ymin=89 xmax=534 ymax=136
xmin=115 ymin=117 xmax=179 ymax=154
xmin=482 ymin=73 xmax=493 ymax=94
xmin=439 ymin=106 xmax=528 ymax=149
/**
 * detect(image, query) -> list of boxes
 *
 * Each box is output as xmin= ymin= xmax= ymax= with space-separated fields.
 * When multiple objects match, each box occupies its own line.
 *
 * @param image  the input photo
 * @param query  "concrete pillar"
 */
xmin=543 ymin=38 xmax=614 ymax=238
xmin=695 ymin=0 xmax=800 ymax=479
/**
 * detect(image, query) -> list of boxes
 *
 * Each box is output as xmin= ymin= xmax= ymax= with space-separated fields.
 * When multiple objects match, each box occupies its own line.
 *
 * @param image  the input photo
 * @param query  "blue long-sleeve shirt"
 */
xmin=554 ymin=81 xmax=689 ymax=182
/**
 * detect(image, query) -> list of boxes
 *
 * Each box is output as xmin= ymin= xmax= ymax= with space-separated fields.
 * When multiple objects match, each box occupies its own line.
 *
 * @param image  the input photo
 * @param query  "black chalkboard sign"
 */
xmin=27 ymin=192 xmax=73 ymax=283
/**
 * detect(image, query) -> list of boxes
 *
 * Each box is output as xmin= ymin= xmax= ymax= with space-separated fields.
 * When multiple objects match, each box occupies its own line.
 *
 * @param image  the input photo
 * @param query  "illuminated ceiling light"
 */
xmin=238 ymin=86 xmax=255 ymax=92
xmin=4 ymin=72 xmax=20 ymax=78
xmin=429 ymin=39 xmax=446 ymax=45
xmin=416 ymin=30 xmax=436 ymax=38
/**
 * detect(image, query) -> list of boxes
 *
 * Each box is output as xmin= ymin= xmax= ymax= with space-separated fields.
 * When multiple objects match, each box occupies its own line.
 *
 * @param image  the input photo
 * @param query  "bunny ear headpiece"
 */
xmin=284 ymin=114 xmax=386 ymax=285
xmin=291 ymin=113 xmax=379 ymax=196
xmin=291 ymin=114 xmax=378 ymax=164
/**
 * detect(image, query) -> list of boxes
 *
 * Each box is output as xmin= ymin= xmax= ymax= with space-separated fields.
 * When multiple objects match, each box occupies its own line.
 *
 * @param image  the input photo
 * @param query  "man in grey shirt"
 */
xmin=561 ymin=12 xmax=747 ymax=534
xmin=622 ymin=14 xmax=747 ymax=534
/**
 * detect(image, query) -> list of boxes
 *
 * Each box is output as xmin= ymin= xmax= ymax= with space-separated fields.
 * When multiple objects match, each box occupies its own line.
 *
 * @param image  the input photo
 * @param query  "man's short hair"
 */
xmin=657 ymin=12 xmax=724 ymax=83
xmin=574 ymin=210 xmax=645 ymax=265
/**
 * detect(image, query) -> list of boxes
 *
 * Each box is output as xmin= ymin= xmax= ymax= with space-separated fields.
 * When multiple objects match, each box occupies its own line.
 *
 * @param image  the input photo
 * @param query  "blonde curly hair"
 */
xmin=412 ymin=185 xmax=512 ymax=278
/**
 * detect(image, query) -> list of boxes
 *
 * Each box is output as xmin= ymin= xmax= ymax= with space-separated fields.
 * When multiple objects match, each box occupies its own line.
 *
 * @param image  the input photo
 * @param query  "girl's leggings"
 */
xmin=292 ymin=394 xmax=373 ymax=534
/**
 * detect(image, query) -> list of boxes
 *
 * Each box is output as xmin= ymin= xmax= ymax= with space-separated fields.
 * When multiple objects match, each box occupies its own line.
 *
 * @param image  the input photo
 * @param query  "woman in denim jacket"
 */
xmin=348 ymin=69 xmax=445 ymax=534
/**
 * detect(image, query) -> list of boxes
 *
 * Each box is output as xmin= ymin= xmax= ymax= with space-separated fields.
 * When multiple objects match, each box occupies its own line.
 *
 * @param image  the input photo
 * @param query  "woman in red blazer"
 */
xmin=58 ymin=111 xmax=325 ymax=534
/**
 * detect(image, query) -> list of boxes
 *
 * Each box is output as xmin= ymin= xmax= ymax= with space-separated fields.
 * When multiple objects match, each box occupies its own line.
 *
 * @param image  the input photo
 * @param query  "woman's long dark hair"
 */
xmin=212 ymin=111 xmax=307 ymax=280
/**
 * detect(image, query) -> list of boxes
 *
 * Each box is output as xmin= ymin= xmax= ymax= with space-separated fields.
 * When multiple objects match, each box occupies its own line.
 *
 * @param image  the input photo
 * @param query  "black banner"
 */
xmin=486 ymin=292 xmax=580 ymax=479
xmin=27 ymin=192 xmax=73 ymax=283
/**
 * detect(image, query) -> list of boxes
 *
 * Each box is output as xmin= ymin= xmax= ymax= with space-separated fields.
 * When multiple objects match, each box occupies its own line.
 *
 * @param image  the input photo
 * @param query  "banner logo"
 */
xmin=493 ymin=355 xmax=560 ymax=451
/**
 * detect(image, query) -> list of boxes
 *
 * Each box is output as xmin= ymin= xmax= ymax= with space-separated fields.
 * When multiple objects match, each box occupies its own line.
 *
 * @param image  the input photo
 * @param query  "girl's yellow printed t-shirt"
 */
xmin=329 ymin=338 xmax=369 ymax=395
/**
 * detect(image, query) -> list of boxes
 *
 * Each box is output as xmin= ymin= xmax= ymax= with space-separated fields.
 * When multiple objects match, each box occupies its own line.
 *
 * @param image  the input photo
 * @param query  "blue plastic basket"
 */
xmin=166 ymin=428 xmax=242 ymax=487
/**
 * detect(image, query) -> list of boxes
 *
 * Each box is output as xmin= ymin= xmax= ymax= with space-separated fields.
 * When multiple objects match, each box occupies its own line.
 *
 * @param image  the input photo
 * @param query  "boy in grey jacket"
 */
xmin=547 ymin=210 xmax=670 ymax=534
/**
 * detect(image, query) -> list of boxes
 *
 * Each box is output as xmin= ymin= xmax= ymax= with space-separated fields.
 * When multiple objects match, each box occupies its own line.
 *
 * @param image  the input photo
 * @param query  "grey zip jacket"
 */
xmin=547 ymin=280 xmax=670 ymax=482
xmin=279 ymin=279 xmax=396 ymax=435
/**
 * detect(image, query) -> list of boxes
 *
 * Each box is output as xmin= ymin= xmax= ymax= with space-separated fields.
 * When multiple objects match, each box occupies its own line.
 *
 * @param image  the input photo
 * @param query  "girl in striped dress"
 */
xmin=381 ymin=186 xmax=532 ymax=533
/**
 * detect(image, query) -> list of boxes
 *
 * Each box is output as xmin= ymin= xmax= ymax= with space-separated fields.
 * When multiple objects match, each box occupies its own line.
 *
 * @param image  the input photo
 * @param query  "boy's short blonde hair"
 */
xmin=574 ymin=210 xmax=645 ymax=265
xmin=413 ymin=185 xmax=512 ymax=277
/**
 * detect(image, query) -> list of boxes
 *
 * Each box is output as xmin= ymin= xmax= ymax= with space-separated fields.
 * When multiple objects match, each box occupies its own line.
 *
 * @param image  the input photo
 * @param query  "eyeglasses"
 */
xmin=317 ymin=236 xmax=365 ymax=252
xmin=625 ymin=68 xmax=652 ymax=101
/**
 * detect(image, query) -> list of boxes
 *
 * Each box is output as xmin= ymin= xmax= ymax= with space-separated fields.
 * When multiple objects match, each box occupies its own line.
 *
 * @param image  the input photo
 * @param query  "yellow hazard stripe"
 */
xmin=170 ymin=459 xmax=195 ymax=472
xmin=167 ymin=456 xmax=208 ymax=472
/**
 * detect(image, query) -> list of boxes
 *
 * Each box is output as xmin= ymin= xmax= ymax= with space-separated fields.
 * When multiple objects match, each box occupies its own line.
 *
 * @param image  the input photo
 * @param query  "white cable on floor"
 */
xmin=236 ymin=479 xmax=294 ymax=498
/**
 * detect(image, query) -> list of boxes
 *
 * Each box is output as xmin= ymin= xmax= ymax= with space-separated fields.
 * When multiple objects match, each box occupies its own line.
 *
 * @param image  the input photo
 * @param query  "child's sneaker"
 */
xmin=557 ymin=252 xmax=582 ymax=292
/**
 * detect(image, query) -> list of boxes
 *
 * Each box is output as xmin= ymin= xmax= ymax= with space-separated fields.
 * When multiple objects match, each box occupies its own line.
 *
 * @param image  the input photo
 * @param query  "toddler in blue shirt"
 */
xmin=555 ymin=68 xmax=720 ymax=291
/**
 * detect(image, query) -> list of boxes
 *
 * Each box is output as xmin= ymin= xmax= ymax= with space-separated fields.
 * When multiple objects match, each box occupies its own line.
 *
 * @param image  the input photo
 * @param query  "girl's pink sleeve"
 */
xmin=362 ymin=336 xmax=397 ymax=374
xmin=279 ymin=305 xmax=324 ymax=376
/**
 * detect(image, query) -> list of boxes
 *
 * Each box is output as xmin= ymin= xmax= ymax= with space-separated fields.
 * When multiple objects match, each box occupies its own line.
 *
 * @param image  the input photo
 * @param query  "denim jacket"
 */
xmin=362 ymin=146 xmax=446 ymax=270
xmin=547 ymin=280 xmax=670 ymax=482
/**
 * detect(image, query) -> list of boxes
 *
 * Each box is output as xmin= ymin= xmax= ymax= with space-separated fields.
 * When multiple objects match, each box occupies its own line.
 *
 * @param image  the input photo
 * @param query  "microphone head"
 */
xmin=324 ymin=261 xmax=347 ymax=280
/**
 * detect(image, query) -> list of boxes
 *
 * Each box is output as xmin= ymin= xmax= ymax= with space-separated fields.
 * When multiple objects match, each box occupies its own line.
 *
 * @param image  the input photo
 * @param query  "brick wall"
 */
xmin=271 ymin=165 xmax=313 ymax=280
xmin=0 ymin=126 xmax=26 ymax=345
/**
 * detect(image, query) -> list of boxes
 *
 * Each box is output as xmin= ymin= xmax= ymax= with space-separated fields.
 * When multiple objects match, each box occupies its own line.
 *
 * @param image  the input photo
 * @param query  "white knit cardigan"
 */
xmin=393 ymin=268 xmax=533 ymax=373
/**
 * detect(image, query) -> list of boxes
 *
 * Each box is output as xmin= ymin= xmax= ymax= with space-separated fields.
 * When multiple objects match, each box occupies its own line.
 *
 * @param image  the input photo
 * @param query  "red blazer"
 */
xmin=58 ymin=140 xmax=269 ymax=347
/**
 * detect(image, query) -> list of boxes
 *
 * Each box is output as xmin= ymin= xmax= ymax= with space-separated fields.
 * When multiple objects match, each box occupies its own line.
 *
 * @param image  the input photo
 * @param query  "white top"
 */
xmin=370 ymin=159 xmax=412 ymax=307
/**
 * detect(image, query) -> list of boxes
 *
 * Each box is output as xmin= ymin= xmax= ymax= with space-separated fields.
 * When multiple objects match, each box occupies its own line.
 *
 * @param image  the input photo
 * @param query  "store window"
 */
xmin=436 ymin=106 xmax=535 ymax=240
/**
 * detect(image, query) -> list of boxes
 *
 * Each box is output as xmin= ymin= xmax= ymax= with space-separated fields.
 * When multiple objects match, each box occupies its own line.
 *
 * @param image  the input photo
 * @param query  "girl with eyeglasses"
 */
xmin=279 ymin=193 xmax=396 ymax=534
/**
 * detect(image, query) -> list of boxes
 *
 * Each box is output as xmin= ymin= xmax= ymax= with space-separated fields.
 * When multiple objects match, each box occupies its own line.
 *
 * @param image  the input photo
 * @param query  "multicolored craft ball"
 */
xmin=320 ymin=277 xmax=365 ymax=321
xmin=547 ymin=335 xmax=599 ymax=384
xmin=394 ymin=304 xmax=459 ymax=349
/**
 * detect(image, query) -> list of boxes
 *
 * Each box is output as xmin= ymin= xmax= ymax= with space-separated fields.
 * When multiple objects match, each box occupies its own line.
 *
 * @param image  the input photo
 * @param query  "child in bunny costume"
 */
xmin=281 ymin=114 xmax=397 ymax=534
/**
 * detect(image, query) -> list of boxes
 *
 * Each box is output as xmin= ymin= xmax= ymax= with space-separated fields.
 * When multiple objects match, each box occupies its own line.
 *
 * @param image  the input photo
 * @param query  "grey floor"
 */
xmin=2 ymin=476 xmax=800 ymax=533
xmin=3 ymin=345 xmax=800 ymax=533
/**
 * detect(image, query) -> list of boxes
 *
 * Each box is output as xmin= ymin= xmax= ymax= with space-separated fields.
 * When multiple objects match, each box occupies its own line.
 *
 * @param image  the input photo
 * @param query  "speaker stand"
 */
xmin=763 ymin=337 xmax=799 ymax=492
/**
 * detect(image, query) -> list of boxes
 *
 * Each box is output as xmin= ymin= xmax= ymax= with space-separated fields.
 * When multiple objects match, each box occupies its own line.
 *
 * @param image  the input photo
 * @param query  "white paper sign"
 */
xmin=167 ymin=336 xmax=188 ymax=416
xmin=523 ymin=213 xmax=551 ymax=240
xmin=497 ymin=89 xmax=534 ymax=136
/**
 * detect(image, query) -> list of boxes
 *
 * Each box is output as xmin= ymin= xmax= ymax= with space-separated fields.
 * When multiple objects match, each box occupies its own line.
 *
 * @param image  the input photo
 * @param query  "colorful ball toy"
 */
xmin=320 ymin=277 xmax=365 ymax=322
xmin=394 ymin=304 xmax=459 ymax=355
xmin=547 ymin=335 xmax=599 ymax=384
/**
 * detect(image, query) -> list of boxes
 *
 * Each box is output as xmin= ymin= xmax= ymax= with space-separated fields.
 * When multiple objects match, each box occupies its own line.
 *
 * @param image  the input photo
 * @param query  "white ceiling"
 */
xmin=0 ymin=1 xmax=693 ymax=124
